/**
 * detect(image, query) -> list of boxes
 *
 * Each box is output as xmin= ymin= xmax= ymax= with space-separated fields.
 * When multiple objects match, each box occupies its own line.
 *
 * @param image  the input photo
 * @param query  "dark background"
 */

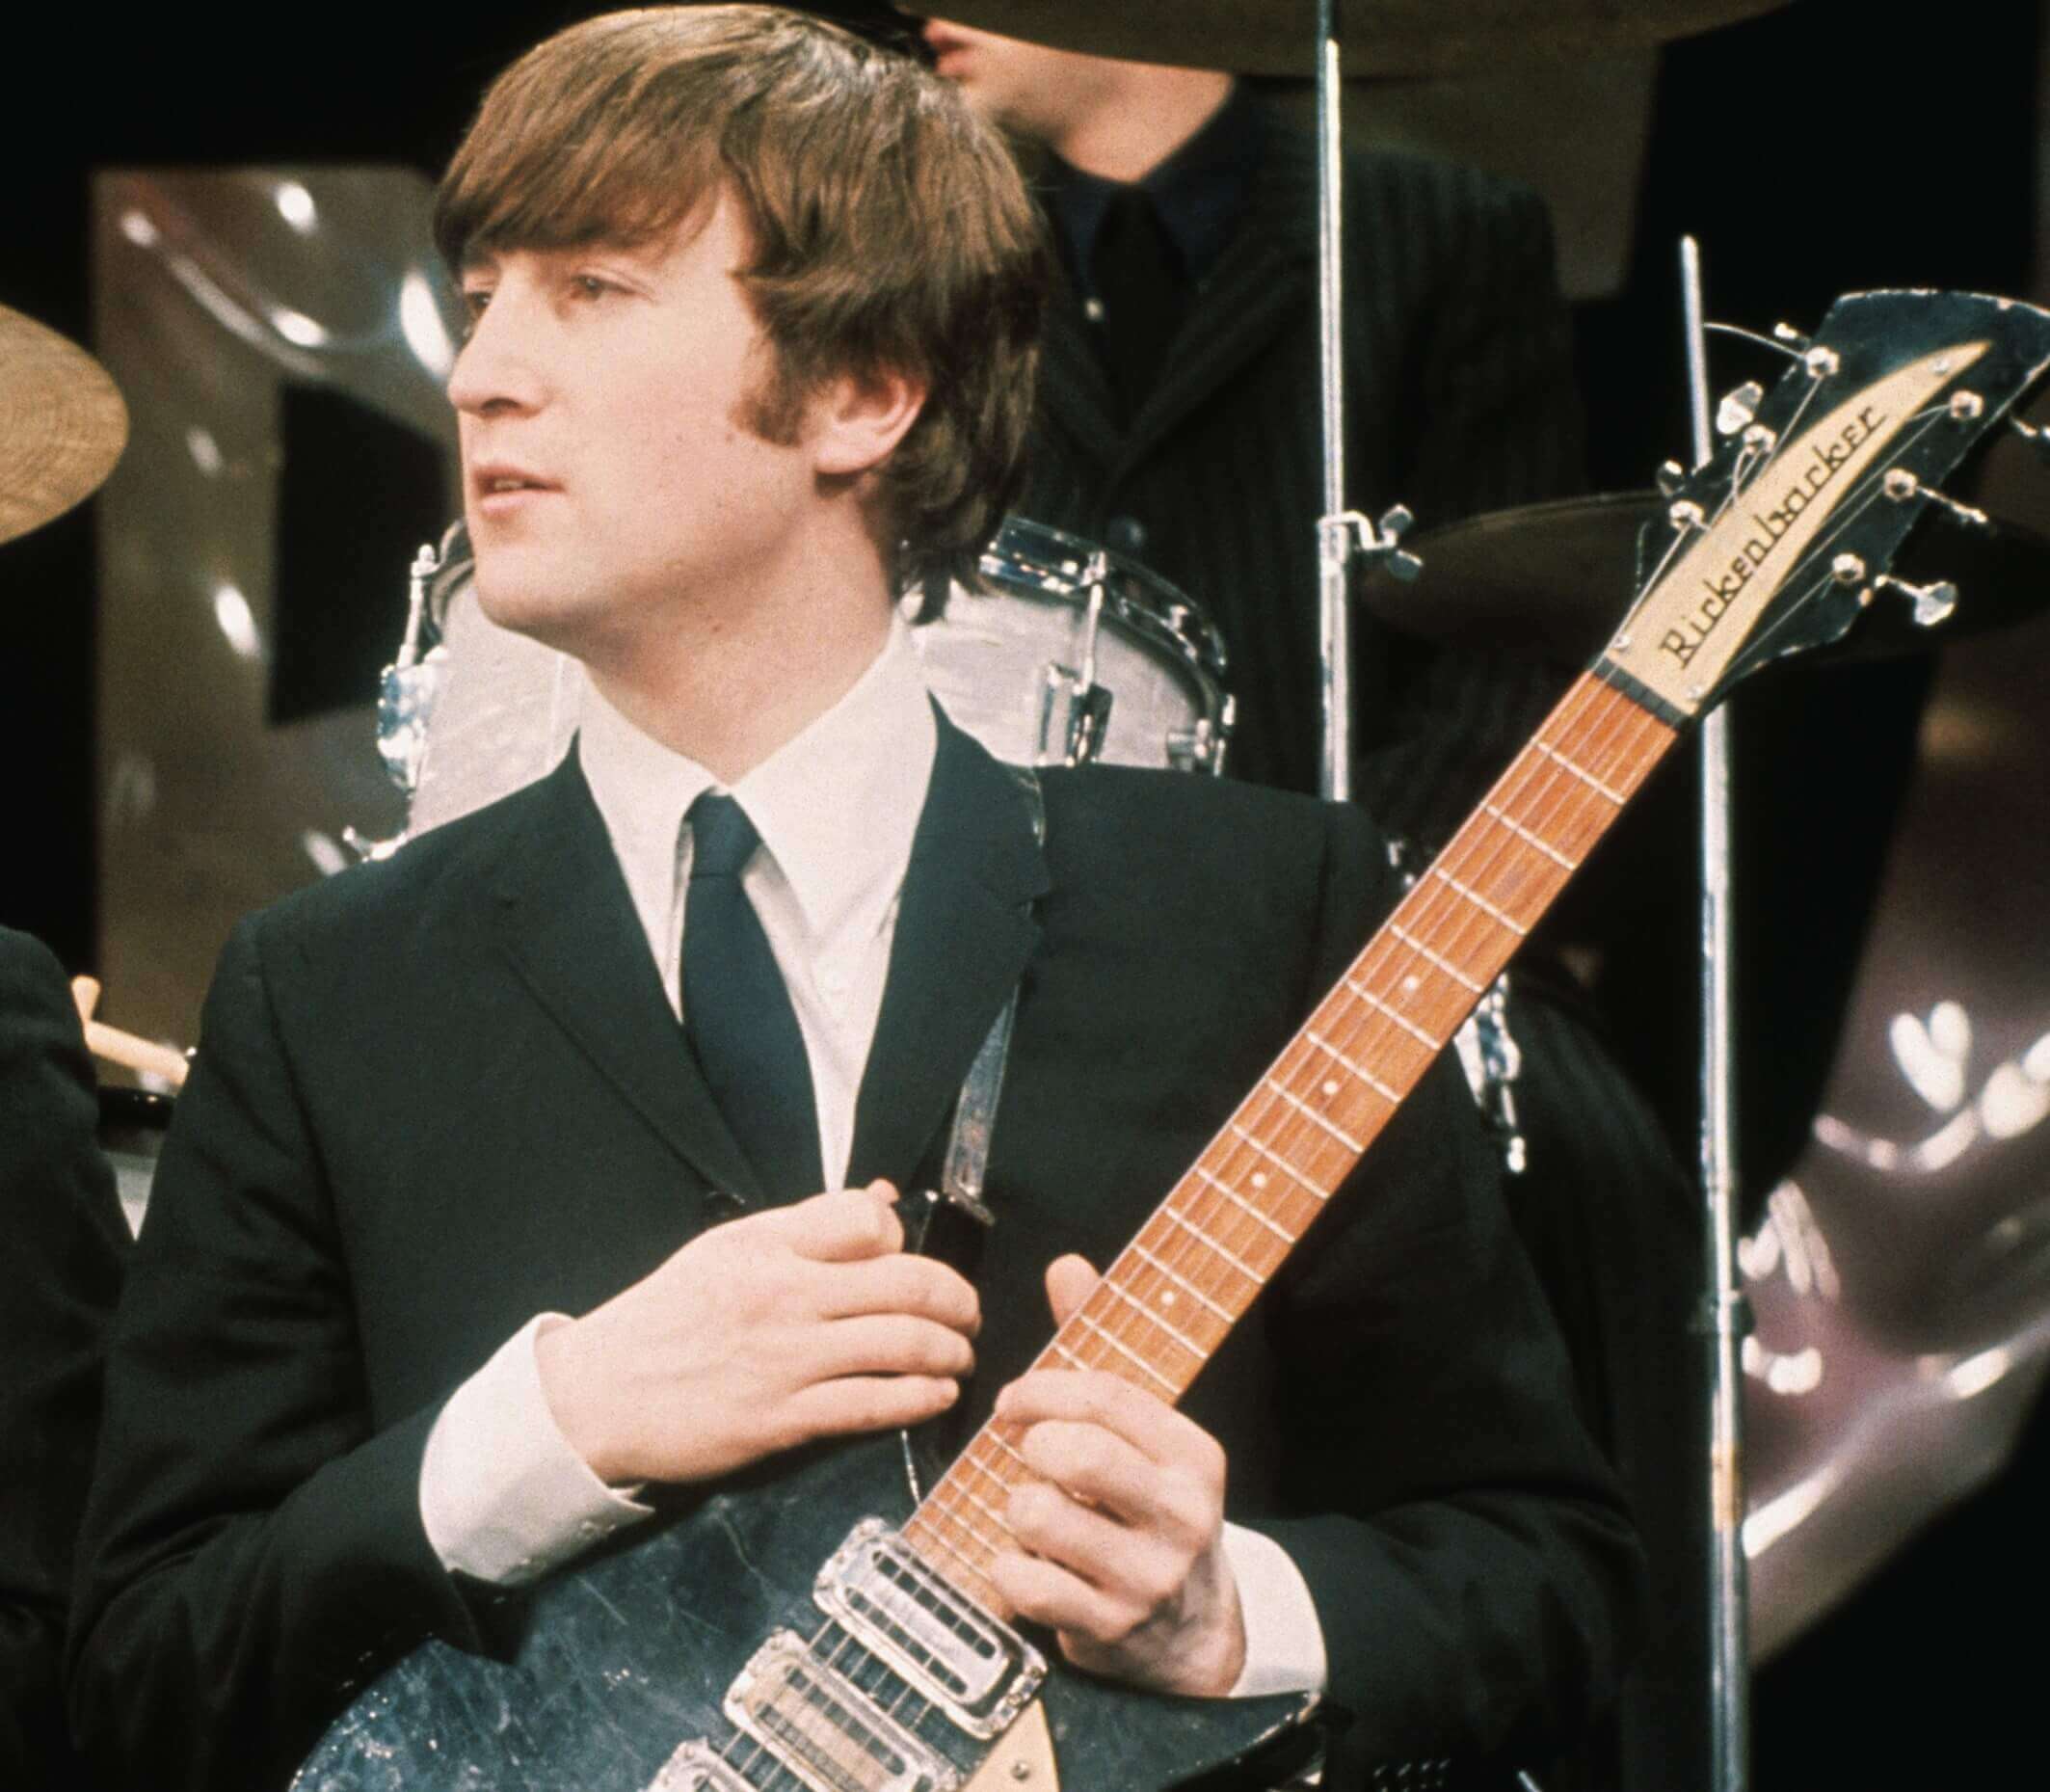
xmin=4 ymin=2 xmax=2044 ymax=1783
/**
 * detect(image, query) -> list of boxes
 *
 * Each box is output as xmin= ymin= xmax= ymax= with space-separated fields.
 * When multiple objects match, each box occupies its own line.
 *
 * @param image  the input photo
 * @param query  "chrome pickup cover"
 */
xmin=644 ymin=1738 xmax=757 ymax=1792
xmin=726 ymin=1630 xmax=958 ymax=1792
xmin=815 ymin=1519 xmax=1046 ymax=1741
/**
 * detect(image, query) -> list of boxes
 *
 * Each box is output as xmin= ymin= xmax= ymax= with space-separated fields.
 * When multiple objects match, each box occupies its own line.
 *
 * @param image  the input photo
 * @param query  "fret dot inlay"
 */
xmin=1322 ymin=1080 xmax=1340 ymax=1097
xmin=1402 ymin=975 xmax=1421 ymax=993
xmin=1251 ymin=1171 xmax=1268 ymax=1189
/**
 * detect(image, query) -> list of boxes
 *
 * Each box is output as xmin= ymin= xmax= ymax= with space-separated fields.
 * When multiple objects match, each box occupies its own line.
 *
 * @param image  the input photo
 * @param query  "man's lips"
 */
xmin=470 ymin=464 xmax=559 ymax=499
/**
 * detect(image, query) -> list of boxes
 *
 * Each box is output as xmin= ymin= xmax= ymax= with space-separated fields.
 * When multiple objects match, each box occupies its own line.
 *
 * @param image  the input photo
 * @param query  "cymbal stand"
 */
xmin=1313 ymin=0 xmax=1419 ymax=802
xmin=1681 ymin=234 xmax=1750 ymax=1792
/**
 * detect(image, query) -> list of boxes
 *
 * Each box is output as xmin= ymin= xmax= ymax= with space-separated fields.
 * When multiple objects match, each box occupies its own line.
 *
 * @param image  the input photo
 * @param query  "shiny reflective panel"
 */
xmin=1743 ymin=575 xmax=2050 ymax=1658
xmin=93 ymin=168 xmax=461 ymax=1041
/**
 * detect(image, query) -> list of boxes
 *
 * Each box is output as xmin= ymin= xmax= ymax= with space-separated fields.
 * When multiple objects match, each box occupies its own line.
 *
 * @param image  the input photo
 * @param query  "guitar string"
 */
xmin=874 ymin=383 xmax=1949 ymax=1777
xmin=706 ymin=685 xmax=1669 ymax=1790
xmin=919 ymin=674 xmax=1667 ymax=1556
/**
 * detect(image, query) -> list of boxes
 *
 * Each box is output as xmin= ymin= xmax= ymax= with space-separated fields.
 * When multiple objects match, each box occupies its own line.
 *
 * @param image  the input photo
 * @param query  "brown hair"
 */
xmin=436 ymin=5 xmax=1049 ymax=594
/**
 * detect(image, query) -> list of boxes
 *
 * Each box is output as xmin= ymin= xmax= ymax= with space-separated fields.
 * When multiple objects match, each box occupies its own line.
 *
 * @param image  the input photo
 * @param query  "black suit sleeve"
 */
xmin=0 ymin=928 xmax=127 ymax=1787
xmin=1243 ymin=805 xmax=1644 ymax=1777
xmin=67 ymin=916 xmax=486 ymax=1792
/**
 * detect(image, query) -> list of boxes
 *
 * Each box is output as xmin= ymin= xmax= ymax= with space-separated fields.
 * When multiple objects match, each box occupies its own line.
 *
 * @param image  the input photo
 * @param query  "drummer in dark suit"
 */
xmin=926 ymin=22 xmax=1704 ymax=1790
xmin=69 ymin=12 xmax=1640 ymax=1790
xmin=0 ymin=925 xmax=128 ymax=1787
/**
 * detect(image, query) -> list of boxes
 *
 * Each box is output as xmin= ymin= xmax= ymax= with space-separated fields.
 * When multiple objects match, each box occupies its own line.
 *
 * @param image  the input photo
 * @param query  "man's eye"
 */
xmin=572 ymin=275 xmax=616 ymax=301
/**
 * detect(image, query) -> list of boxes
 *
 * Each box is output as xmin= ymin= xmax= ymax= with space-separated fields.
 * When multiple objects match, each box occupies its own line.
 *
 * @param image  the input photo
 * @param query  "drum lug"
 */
xmin=1039 ymin=666 xmax=1115 ymax=766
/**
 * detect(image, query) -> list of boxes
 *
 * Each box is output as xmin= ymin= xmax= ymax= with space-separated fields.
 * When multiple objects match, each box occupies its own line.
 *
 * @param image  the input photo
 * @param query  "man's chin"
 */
xmin=471 ymin=574 xmax=594 ymax=656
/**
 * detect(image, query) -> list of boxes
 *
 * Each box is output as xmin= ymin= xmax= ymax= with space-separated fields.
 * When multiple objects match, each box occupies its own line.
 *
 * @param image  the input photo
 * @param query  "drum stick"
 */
xmin=71 ymin=976 xmax=191 ymax=1088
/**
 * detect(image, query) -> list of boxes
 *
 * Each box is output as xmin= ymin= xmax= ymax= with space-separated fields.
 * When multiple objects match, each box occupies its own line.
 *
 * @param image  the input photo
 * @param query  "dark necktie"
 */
xmin=681 ymin=791 xmax=824 ymax=1200
xmin=1089 ymin=184 xmax=1188 ymax=423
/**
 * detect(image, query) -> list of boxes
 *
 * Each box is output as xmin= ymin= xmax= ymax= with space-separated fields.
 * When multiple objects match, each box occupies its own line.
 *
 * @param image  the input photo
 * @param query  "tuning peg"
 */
xmin=1655 ymin=459 xmax=1687 ymax=497
xmin=1880 ymin=467 xmax=1990 ymax=528
xmin=1771 ymin=321 xmax=1809 ymax=348
xmin=1716 ymin=381 xmax=1765 ymax=435
xmin=2009 ymin=414 xmax=2050 ymax=463
xmin=1875 ymin=574 xmax=1959 ymax=629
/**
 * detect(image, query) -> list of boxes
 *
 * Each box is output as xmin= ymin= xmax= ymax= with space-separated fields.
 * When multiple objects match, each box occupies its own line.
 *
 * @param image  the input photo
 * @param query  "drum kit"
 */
xmin=8 ymin=2 xmax=2050 ymax=1789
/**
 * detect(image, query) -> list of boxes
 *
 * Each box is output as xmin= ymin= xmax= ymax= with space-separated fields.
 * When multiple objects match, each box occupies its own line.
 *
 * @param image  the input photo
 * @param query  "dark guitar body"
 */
xmin=294 ymin=1435 xmax=1315 ymax=1792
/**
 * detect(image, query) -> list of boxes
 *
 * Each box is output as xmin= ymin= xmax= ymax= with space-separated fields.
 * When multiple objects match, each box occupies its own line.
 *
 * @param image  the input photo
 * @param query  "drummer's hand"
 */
xmin=535 ymin=1182 xmax=978 ymax=1486
xmin=989 ymin=1255 xmax=1246 ymax=1697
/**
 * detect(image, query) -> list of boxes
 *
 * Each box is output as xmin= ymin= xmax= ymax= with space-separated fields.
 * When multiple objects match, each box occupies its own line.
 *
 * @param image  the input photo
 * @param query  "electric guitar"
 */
xmin=294 ymin=290 xmax=2050 ymax=1792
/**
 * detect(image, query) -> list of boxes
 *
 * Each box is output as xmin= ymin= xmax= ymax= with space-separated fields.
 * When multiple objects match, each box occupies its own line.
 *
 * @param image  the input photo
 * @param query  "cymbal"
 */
xmin=929 ymin=0 xmax=1790 ymax=77
xmin=1357 ymin=492 xmax=2050 ymax=664
xmin=0 ymin=306 xmax=129 ymax=548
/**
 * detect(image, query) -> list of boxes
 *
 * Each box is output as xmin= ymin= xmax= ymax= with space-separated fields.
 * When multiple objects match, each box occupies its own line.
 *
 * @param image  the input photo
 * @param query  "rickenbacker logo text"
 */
xmin=1661 ymin=404 xmax=1883 ymax=668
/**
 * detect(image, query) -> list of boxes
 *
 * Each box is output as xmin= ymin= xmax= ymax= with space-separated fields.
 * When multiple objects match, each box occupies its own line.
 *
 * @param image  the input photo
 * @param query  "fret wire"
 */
xmin=1100 ymin=1270 xmax=1211 ymax=1359
xmin=1259 ymin=1076 xmax=1367 ymax=1153
xmin=1480 ymin=803 xmax=1579 ymax=870
xmin=1426 ymin=866 xmax=1528 ymax=936
xmin=1131 ymin=1240 xmax=1236 ymax=1323
xmin=1072 ymin=1308 xmax=1181 ymax=1393
xmin=1534 ymin=737 xmax=1626 ymax=805
xmin=907 ymin=1504 xmax=1000 ymax=1584
xmin=1385 ymin=923 xmax=1486 ymax=994
xmin=1190 ymin=1164 xmax=1295 ymax=1241
xmin=1224 ymin=1123 xmax=1335 ymax=1201
xmin=943 ymin=1470 xmax=1016 ymax=1536
xmin=1339 ymin=979 xmax=1444 ymax=1051
xmin=1302 ymin=1027 xmax=1401 ymax=1103
xmin=917 ymin=1489 xmax=1010 ymax=1561
xmin=1158 ymin=1204 xmax=1267 ymax=1291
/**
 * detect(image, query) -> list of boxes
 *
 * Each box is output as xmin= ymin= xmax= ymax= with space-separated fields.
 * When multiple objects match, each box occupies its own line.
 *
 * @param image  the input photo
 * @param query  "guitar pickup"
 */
xmin=815 ymin=1519 xmax=1046 ymax=1741
xmin=726 ymin=1630 xmax=958 ymax=1792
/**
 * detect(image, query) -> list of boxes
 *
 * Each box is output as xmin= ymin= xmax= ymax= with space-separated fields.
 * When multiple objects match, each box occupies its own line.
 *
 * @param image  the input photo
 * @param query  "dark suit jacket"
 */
xmin=69 ymin=719 xmax=1638 ymax=1792
xmin=1019 ymin=113 xmax=1584 ymax=853
xmin=1 ymin=926 xmax=127 ymax=1787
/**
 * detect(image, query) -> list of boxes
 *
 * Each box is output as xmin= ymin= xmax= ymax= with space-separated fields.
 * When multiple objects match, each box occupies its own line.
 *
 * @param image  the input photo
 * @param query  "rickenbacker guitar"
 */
xmin=295 ymin=290 xmax=2050 ymax=1792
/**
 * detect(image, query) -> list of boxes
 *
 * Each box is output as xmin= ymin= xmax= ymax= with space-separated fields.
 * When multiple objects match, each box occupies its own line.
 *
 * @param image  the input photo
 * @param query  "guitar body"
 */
xmin=295 ymin=1436 xmax=1314 ymax=1792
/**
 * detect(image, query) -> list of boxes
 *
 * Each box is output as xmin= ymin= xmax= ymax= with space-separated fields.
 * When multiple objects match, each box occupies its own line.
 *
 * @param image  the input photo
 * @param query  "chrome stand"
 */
xmin=1681 ymin=234 xmax=1750 ymax=1792
xmin=1312 ymin=0 xmax=1417 ymax=801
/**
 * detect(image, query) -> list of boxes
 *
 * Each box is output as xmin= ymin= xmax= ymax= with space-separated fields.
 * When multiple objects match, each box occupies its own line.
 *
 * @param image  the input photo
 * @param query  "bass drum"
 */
xmin=386 ymin=518 xmax=1235 ymax=839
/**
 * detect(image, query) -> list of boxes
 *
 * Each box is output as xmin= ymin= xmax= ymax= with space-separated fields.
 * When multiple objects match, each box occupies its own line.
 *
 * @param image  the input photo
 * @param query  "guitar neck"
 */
xmin=901 ymin=668 xmax=1680 ymax=1611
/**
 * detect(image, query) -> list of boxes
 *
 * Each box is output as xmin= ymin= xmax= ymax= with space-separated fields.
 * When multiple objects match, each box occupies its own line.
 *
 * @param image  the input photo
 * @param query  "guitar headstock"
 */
xmin=1600 ymin=290 xmax=2050 ymax=721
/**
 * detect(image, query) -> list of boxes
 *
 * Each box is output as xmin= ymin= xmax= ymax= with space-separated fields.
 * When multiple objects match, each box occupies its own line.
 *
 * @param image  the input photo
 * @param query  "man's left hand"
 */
xmin=988 ymin=1255 xmax=1247 ymax=1697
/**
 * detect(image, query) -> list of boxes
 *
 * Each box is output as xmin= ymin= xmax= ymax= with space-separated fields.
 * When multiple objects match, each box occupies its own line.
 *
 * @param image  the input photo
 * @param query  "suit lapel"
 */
xmin=1118 ymin=122 xmax=1319 ymax=475
xmin=847 ymin=712 xmax=1050 ymax=1191
xmin=490 ymin=752 xmax=765 ymax=1204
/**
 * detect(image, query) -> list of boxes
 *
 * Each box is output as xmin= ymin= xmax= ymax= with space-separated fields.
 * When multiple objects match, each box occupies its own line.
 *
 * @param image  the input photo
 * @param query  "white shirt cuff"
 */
xmin=419 ymin=1312 xmax=653 ymax=1586
xmin=1221 ymin=1521 xmax=1329 ymax=1698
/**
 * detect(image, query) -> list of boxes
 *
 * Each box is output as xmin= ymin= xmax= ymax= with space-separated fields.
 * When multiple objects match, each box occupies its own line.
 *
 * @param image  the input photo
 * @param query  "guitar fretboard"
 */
xmin=899 ymin=670 xmax=1679 ymax=1614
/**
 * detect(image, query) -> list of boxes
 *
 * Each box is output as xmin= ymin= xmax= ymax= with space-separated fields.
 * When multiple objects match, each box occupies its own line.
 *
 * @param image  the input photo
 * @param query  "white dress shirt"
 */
xmin=417 ymin=617 xmax=1324 ymax=1696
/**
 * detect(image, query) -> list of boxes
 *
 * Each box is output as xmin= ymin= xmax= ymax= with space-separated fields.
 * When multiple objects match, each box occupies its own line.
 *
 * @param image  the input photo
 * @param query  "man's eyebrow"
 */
xmin=458 ymin=251 xmax=501 ymax=281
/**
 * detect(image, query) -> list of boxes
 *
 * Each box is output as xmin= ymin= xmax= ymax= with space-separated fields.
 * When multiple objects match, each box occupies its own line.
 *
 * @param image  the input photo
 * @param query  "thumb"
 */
xmin=1044 ymin=1253 xmax=1101 ymax=1327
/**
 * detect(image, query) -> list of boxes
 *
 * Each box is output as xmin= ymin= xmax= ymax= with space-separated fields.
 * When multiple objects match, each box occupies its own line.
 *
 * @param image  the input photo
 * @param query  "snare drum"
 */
xmin=909 ymin=517 xmax=1234 ymax=775
xmin=378 ymin=516 xmax=1235 ymax=838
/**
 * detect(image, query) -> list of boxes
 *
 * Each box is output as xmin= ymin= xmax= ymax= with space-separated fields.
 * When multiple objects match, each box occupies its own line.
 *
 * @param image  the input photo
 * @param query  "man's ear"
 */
xmin=811 ymin=365 xmax=926 ymax=478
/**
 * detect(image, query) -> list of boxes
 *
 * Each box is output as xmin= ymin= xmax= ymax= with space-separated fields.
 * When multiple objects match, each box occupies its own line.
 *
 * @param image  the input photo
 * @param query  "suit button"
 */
xmin=1105 ymin=515 xmax=1148 ymax=555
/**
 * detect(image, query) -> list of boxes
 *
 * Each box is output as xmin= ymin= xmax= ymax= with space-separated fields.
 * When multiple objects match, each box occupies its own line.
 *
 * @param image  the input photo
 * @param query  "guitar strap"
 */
xmin=899 ymin=764 xmax=1044 ymax=1504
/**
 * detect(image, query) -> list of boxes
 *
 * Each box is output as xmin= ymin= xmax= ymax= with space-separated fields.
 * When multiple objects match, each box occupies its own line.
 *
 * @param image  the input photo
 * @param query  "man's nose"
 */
xmin=446 ymin=289 xmax=544 ymax=417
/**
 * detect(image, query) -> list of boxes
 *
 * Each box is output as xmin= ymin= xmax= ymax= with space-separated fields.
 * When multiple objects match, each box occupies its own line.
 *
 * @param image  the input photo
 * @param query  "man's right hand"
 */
xmin=534 ymin=1182 xmax=977 ymax=1487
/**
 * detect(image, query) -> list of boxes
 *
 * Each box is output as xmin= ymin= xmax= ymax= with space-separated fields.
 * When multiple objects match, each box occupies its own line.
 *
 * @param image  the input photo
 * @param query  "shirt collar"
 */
xmin=578 ymin=615 xmax=937 ymax=950
xmin=1046 ymin=80 xmax=1265 ymax=287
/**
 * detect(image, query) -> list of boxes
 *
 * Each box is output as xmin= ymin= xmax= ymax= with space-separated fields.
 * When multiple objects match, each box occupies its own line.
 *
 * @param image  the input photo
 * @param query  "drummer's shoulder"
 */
xmin=1255 ymin=96 xmax=1551 ymax=238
